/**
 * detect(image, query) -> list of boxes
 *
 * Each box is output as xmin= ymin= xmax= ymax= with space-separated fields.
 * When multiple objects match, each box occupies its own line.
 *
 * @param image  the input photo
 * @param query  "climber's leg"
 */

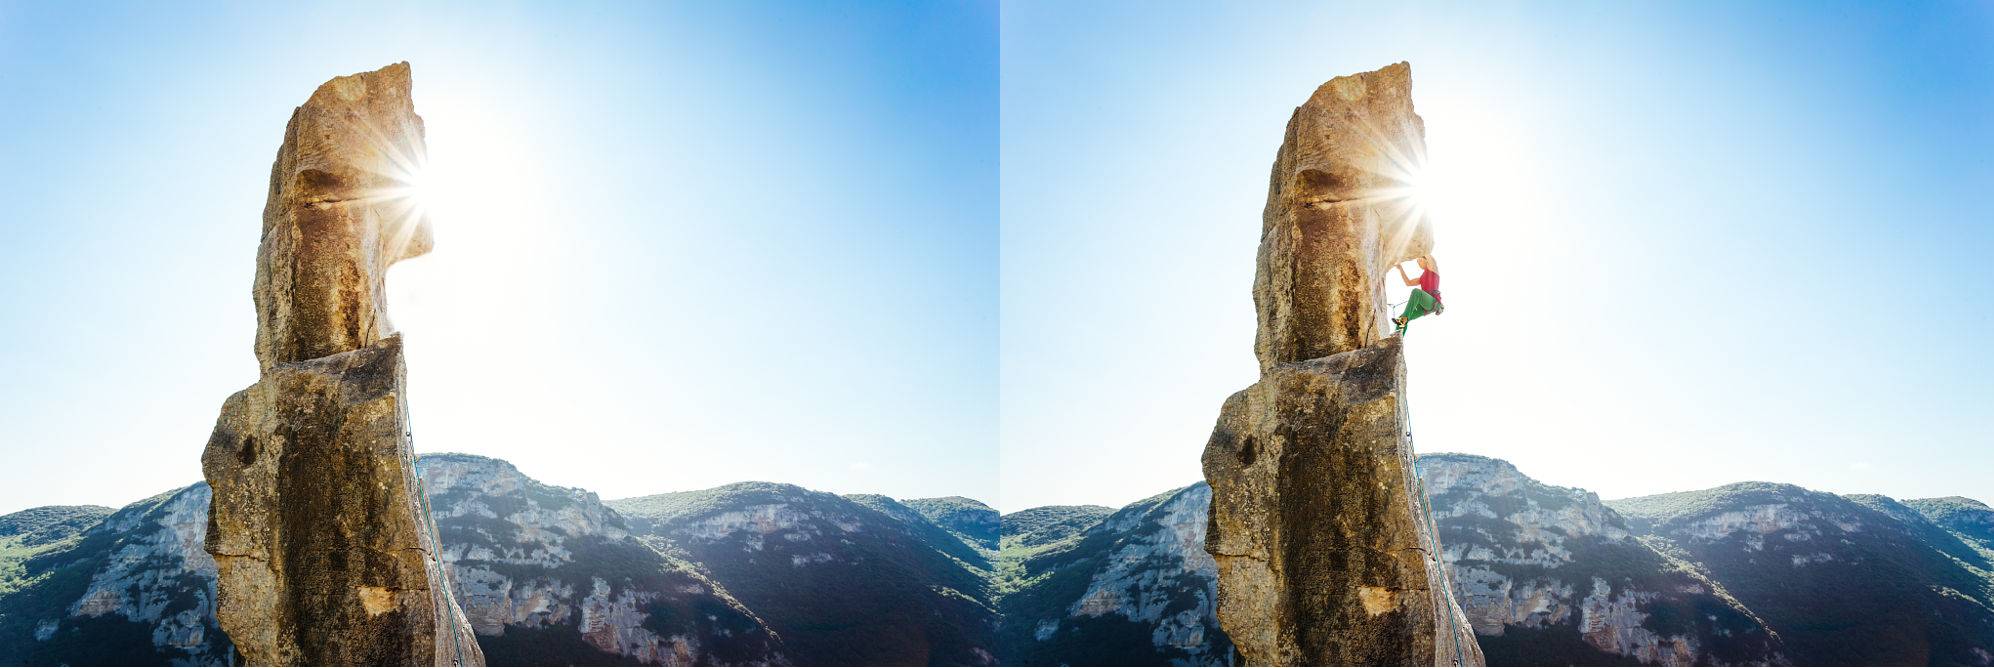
xmin=1396 ymin=289 xmax=1435 ymax=334
xmin=1402 ymin=288 xmax=1435 ymax=321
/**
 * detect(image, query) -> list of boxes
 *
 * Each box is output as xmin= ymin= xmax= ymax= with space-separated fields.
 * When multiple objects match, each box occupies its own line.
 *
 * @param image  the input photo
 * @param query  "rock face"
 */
xmin=997 ymin=484 xmax=1232 ymax=667
xmin=0 ymin=486 xmax=227 ymax=665
xmin=1202 ymin=62 xmax=1481 ymax=666
xmin=201 ymin=62 xmax=484 ymax=667
xmin=1418 ymin=454 xmax=1785 ymax=666
xmin=418 ymin=454 xmax=786 ymax=666
xmin=1251 ymin=61 xmax=1432 ymax=375
xmin=249 ymin=63 xmax=434 ymax=376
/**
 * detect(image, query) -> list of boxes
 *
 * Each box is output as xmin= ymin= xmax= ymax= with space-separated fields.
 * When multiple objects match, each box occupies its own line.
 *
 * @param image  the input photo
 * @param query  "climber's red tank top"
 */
xmin=1420 ymin=270 xmax=1441 ymax=302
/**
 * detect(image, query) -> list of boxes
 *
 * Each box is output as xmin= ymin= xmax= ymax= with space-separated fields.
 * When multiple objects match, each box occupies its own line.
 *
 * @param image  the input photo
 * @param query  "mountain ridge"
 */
xmin=5 ymin=454 xmax=1989 ymax=666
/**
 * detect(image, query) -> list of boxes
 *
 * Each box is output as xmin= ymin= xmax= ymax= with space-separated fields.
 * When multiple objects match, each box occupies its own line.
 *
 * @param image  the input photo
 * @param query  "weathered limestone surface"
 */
xmin=253 ymin=62 xmax=434 ymax=375
xmin=1203 ymin=62 xmax=1483 ymax=666
xmin=202 ymin=62 xmax=484 ymax=666
xmin=1253 ymin=61 xmax=1433 ymax=375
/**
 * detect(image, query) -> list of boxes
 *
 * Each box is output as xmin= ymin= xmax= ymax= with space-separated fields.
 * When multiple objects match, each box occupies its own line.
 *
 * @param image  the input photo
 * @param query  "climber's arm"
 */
xmin=1393 ymin=263 xmax=1419 ymax=286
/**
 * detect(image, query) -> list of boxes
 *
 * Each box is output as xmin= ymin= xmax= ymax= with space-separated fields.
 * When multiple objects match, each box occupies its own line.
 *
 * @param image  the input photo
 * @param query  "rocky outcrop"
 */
xmin=61 ymin=486 xmax=226 ymax=662
xmin=247 ymin=64 xmax=433 ymax=377
xmin=1251 ymin=62 xmax=1432 ymax=376
xmin=1201 ymin=62 xmax=1481 ymax=666
xmin=201 ymin=62 xmax=483 ymax=666
xmin=418 ymin=454 xmax=786 ymax=666
xmin=997 ymin=484 xmax=1231 ymax=667
xmin=0 ymin=486 xmax=227 ymax=665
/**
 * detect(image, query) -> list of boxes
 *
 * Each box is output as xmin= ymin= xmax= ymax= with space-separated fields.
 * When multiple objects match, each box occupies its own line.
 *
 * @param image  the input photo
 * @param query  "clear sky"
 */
xmin=1001 ymin=2 xmax=1992 ymax=511
xmin=4 ymin=3 xmax=1988 ymax=519
xmin=0 ymin=1 xmax=997 ymax=514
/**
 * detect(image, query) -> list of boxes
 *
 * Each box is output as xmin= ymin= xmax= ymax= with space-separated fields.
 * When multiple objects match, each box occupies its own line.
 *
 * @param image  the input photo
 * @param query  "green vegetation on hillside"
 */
xmin=845 ymin=493 xmax=993 ymax=572
xmin=0 ymin=486 xmax=215 ymax=666
xmin=998 ymin=505 xmax=1112 ymax=554
xmin=904 ymin=496 xmax=1001 ymax=551
xmin=1905 ymin=496 xmax=1994 ymax=552
xmin=1606 ymin=482 xmax=1806 ymax=532
xmin=0 ymin=506 xmax=111 ymax=549
xmin=1 ymin=506 xmax=109 ymax=600
xmin=994 ymin=486 xmax=1228 ymax=666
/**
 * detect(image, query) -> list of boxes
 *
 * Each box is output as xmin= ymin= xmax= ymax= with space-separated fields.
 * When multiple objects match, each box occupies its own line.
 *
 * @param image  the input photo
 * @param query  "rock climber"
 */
xmin=1391 ymin=254 xmax=1443 ymax=335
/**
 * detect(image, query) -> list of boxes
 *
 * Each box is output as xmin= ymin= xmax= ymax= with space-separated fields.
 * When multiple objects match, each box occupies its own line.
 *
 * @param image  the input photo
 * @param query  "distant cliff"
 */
xmin=418 ymin=454 xmax=786 ymax=666
xmin=1418 ymin=454 xmax=1784 ymax=665
xmin=1614 ymin=484 xmax=1994 ymax=665
xmin=610 ymin=483 xmax=1001 ymax=665
xmin=996 ymin=484 xmax=1227 ymax=666
xmin=0 ymin=487 xmax=224 ymax=665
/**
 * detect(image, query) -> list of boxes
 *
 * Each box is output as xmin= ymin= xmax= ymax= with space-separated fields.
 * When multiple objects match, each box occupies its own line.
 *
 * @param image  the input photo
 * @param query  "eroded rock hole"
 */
xmin=237 ymin=436 xmax=257 ymax=467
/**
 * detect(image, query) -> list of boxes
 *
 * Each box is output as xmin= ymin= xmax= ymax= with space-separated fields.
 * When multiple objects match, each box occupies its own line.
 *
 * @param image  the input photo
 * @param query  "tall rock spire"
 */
xmin=202 ymin=62 xmax=485 ymax=666
xmin=1202 ymin=62 xmax=1484 ymax=666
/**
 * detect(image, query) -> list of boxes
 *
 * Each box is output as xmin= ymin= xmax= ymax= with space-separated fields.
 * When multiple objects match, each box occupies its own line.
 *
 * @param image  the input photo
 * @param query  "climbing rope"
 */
xmin=1402 ymin=395 xmax=1469 ymax=667
xmin=399 ymin=391 xmax=468 ymax=667
xmin=417 ymin=475 xmax=468 ymax=667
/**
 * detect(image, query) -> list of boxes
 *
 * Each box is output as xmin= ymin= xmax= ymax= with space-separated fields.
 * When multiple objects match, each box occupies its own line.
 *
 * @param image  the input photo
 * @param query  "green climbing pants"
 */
xmin=1397 ymin=288 xmax=1438 ymax=333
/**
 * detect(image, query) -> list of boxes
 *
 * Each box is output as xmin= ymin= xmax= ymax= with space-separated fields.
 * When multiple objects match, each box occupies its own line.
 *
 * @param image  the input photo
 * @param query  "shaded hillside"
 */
xmin=10 ymin=454 xmax=1986 ymax=667
xmin=995 ymin=485 xmax=1229 ymax=666
xmin=1612 ymin=483 xmax=1994 ymax=665
xmin=0 ymin=486 xmax=225 ymax=665
xmin=0 ymin=458 xmax=792 ymax=668
xmin=611 ymin=482 xmax=999 ymax=666
xmin=1906 ymin=497 xmax=1994 ymax=553
xmin=905 ymin=497 xmax=1001 ymax=552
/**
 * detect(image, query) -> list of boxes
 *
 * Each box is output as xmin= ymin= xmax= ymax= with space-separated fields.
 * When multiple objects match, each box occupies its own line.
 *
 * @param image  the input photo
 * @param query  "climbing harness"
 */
xmin=1386 ymin=294 xmax=1446 ymax=334
xmin=399 ymin=392 xmax=469 ymax=668
xmin=1402 ymin=398 xmax=1470 ymax=667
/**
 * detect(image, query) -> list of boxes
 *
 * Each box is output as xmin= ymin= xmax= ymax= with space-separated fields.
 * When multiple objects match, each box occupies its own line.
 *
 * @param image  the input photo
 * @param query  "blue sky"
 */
xmin=0 ymin=1 xmax=997 ymax=514
xmin=2 ymin=2 xmax=1987 ymax=518
xmin=1001 ymin=1 xmax=1992 ymax=510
